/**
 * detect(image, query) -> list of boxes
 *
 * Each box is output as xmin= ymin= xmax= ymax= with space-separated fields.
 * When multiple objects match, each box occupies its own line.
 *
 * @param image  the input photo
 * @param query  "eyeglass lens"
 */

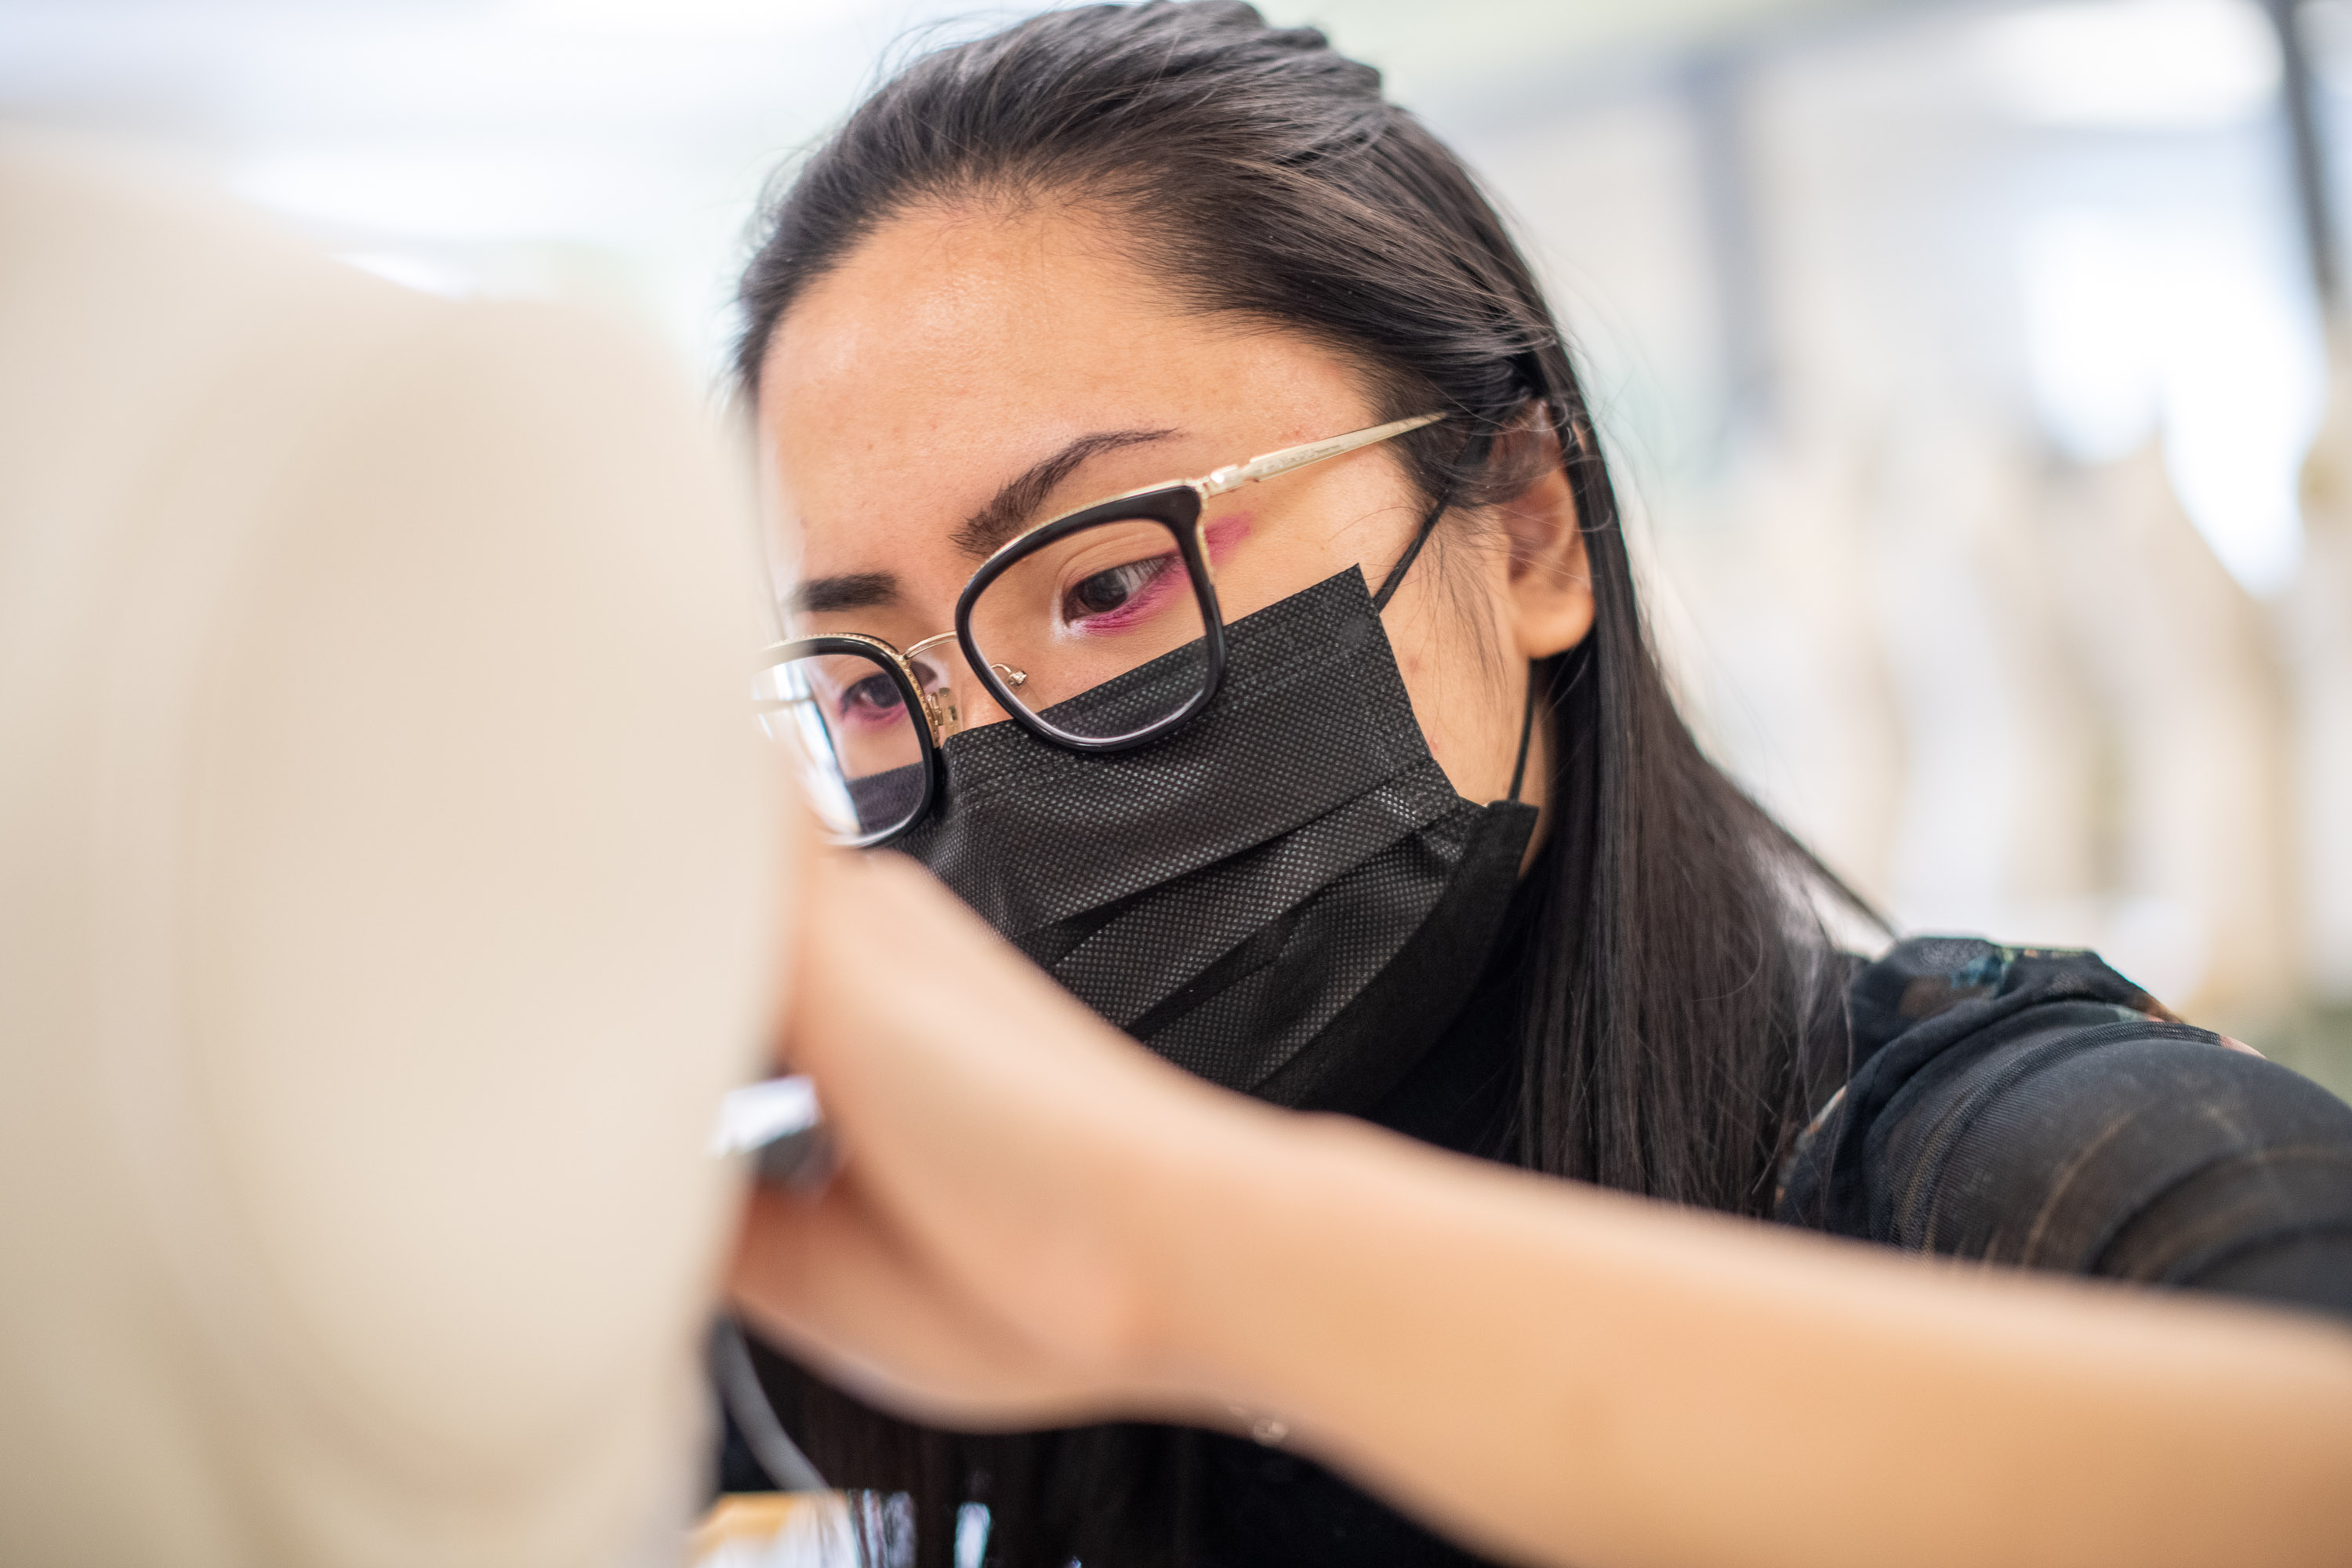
xmin=753 ymin=648 xmax=938 ymax=843
xmin=964 ymin=517 xmax=1211 ymax=742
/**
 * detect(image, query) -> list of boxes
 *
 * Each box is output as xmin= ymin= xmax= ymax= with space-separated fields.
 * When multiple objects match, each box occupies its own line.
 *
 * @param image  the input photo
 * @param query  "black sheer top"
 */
xmin=1189 ymin=936 xmax=2352 ymax=1567
xmin=1775 ymin=937 xmax=2352 ymax=1310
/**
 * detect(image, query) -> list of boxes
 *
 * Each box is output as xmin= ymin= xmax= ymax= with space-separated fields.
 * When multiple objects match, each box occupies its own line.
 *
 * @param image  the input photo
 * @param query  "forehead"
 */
xmin=757 ymin=201 xmax=1374 ymax=546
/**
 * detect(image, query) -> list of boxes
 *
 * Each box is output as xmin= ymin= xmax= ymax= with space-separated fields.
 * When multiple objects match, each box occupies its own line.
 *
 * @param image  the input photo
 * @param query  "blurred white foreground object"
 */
xmin=0 ymin=140 xmax=784 ymax=1566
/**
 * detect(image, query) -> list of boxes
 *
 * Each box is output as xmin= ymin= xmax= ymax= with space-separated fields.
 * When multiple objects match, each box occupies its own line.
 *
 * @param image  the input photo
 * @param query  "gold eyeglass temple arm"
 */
xmin=1196 ymin=411 xmax=1446 ymax=497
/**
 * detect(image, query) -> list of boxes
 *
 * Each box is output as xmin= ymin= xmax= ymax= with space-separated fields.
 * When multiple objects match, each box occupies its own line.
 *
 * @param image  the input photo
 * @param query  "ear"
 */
xmin=1490 ymin=419 xmax=1594 ymax=661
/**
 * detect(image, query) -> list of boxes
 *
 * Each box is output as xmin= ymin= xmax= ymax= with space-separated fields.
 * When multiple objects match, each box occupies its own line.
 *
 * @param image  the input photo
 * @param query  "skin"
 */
xmin=759 ymin=198 xmax=1595 ymax=831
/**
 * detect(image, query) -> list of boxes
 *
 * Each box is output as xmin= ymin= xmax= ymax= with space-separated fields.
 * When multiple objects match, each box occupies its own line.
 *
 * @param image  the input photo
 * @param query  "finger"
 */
xmin=775 ymin=850 xmax=1268 ymax=1372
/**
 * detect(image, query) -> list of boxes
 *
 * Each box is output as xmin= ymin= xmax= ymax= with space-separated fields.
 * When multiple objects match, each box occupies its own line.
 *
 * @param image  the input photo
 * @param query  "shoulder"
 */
xmin=1777 ymin=938 xmax=2352 ymax=1323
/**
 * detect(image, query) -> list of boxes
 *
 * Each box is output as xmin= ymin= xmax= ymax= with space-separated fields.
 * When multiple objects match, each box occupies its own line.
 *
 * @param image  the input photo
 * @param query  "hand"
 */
xmin=728 ymin=848 xmax=1272 ymax=1430
xmin=730 ymin=854 xmax=2352 ymax=1568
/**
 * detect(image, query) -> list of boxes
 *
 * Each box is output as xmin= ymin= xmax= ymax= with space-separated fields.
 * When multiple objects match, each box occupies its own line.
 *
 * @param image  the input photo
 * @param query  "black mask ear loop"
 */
xmin=1370 ymin=426 xmax=1488 ymax=612
xmin=1371 ymin=497 xmax=1443 ymax=612
xmin=1370 ymin=424 xmax=1534 ymax=805
xmin=1506 ymin=664 xmax=1537 ymax=804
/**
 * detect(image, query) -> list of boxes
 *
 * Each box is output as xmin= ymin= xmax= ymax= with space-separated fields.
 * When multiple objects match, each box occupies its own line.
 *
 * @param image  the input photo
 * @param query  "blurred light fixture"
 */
xmin=1978 ymin=0 xmax=2281 ymax=128
xmin=2019 ymin=211 xmax=2322 ymax=595
xmin=2017 ymin=214 xmax=2161 ymax=460
xmin=508 ymin=0 xmax=890 ymax=34
xmin=336 ymin=251 xmax=479 ymax=299
xmin=229 ymin=144 xmax=666 ymax=244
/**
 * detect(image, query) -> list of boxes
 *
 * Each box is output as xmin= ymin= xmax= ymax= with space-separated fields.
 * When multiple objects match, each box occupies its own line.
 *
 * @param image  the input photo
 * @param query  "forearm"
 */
xmin=758 ymin=855 xmax=2352 ymax=1563
xmin=1140 ymin=1112 xmax=2352 ymax=1568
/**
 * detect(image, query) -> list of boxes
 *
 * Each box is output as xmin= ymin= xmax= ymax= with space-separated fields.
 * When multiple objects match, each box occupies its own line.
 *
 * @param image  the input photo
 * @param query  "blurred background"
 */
xmin=6 ymin=0 xmax=2348 ymax=1088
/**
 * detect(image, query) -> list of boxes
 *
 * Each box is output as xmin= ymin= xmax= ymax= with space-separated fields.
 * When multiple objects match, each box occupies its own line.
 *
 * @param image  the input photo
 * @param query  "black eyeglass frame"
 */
xmin=757 ymin=498 xmax=1221 ymax=848
xmin=755 ymin=631 xmax=943 ymax=851
xmin=953 ymin=484 xmax=1228 ymax=753
xmin=760 ymin=411 xmax=1447 ymax=846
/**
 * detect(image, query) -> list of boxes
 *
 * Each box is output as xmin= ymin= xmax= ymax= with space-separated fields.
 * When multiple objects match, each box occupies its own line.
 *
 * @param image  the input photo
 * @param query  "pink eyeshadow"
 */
xmin=1202 ymin=514 xmax=1254 ymax=564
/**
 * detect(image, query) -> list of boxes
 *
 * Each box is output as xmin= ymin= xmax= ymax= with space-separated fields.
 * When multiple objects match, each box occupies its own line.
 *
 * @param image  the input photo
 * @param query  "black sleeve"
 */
xmin=1777 ymin=938 xmax=2352 ymax=1324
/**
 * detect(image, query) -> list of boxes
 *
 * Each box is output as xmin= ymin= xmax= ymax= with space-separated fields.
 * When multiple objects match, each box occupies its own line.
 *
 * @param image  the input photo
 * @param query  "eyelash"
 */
xmin=832 ymin=673 xmax=907 ymax=730
xmin=1059 ymin=514 xmax=1248 ymax=634
xmin=1062 ymin=555 xmax=1179 ymax=633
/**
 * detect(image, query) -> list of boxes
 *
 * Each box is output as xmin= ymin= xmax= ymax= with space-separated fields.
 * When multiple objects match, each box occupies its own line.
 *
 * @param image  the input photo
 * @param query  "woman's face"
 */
xmin=757 ymin=201 xmax=1593 ymax=822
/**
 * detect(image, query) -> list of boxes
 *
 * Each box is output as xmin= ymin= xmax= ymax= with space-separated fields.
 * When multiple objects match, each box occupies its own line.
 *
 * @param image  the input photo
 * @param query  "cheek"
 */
xmin=1202 ymin=514 xmax=1254 ymax=565
xmin=1383 ymin=568 xmax=1523 ymax=802
xmin=1410 ymin=675 xmax=1515 ymax=803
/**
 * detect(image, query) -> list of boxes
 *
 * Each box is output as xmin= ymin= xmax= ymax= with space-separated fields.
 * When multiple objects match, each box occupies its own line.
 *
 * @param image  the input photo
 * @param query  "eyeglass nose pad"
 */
xmin=938 ymin=655 xmax=1022 ymax=734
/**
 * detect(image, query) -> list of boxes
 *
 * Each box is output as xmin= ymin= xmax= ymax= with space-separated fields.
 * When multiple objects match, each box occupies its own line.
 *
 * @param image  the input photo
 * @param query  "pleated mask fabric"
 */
xmin=894 ymin=568 xmax=1537 ymax=1109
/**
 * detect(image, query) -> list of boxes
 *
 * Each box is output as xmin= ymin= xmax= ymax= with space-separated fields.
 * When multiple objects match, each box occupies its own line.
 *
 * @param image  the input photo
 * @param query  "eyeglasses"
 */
xmin=755 ymin=411 xmax=1446 ymax=847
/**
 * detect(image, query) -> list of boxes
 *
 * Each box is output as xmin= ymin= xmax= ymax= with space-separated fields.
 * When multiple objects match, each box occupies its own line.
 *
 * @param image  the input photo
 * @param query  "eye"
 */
xmin=1064 ymin=554 xmax=1172 ymax=621
xmin=837 ymin=672 xmax=905 ymax=718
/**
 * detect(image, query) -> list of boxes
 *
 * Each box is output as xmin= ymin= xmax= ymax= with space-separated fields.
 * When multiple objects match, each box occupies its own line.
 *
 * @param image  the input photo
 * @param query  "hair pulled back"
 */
xmin=735 ymin=6 xmax=1863 ymax=1562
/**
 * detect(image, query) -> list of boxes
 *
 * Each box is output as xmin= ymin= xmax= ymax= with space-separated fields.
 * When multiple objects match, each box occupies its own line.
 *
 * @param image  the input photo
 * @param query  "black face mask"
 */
xmin=894 ymin=567 xmax=1537 ymax=1111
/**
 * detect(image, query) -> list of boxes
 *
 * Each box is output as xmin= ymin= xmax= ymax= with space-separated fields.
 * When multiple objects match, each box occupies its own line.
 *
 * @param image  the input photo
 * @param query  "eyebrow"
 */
xmin=786 ymin=427 xmax=1183 ymax=615
xmin=947 ymin=427 xmax=1180 ymax=557
xmin=788 ymin=570 xmax=898 ymax=614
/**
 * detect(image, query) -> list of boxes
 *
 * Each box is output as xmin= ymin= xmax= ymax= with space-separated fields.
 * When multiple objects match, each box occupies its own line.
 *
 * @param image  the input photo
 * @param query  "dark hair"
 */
xmin=735 ymin=5 xmax=1870 ymax=1562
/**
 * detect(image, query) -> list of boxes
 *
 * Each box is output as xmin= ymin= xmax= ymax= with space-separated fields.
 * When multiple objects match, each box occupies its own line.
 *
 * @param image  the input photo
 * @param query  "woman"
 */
xmin=727 ymin=5 xmax=2352 ymax=1563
